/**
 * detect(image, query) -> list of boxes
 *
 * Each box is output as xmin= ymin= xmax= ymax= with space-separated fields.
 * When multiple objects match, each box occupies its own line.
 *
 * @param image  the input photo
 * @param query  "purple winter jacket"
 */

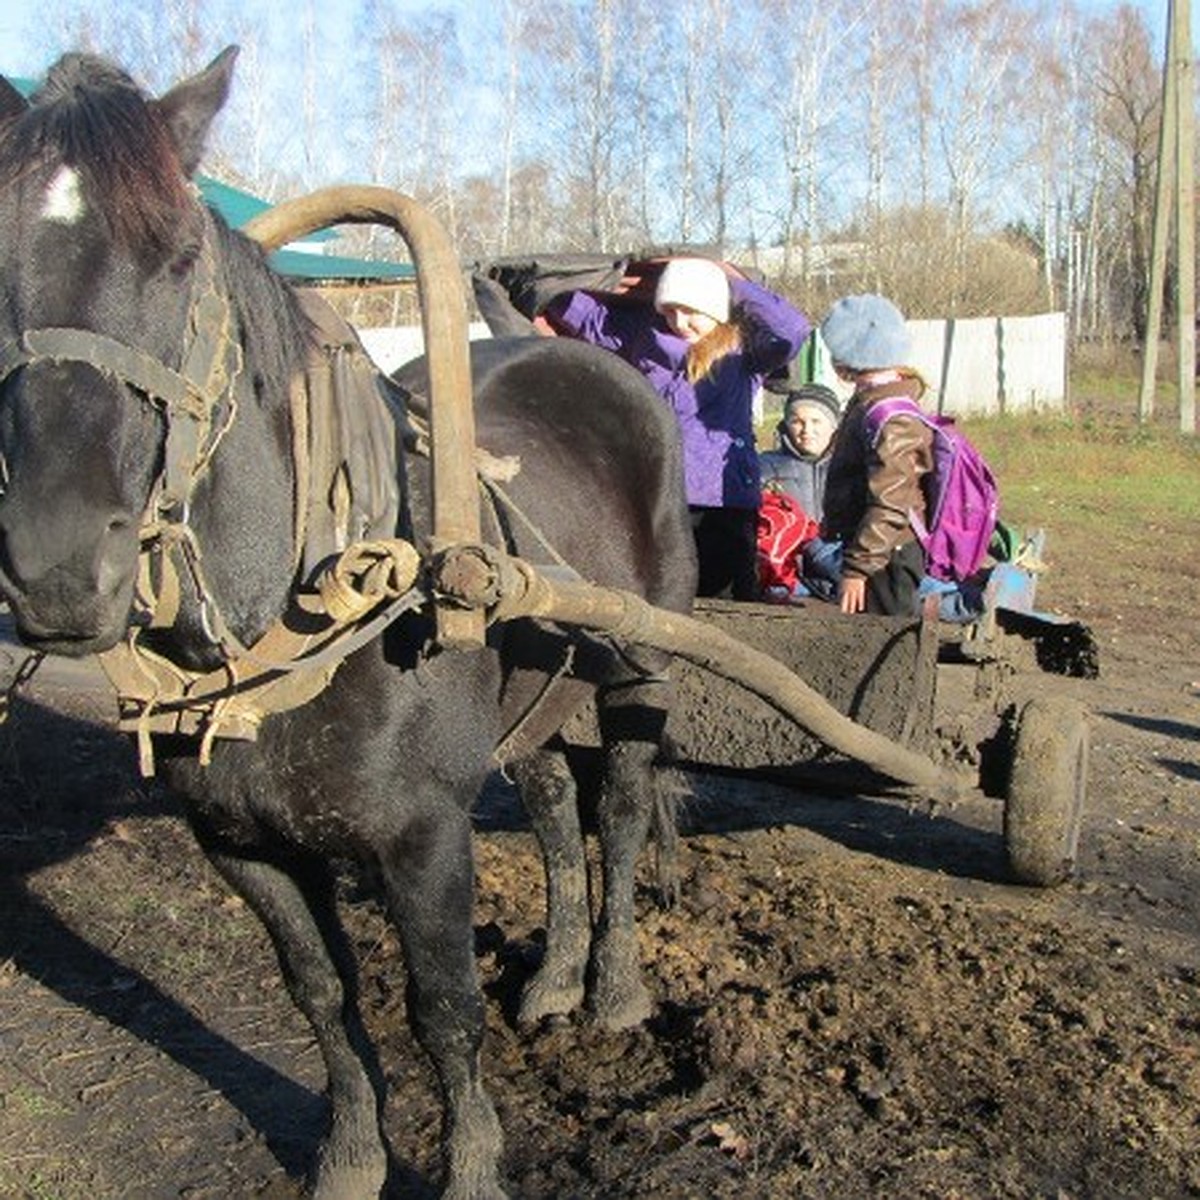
xmin=546 ymin=277 xmax=810 ymax=509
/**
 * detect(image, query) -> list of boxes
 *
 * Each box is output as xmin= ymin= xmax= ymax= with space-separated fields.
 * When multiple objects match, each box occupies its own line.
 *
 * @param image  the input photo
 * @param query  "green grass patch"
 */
xmin=6 ymin=1081 xmax=69 ymax=1119
xmin=960 ymin=413 xmax=1200 ymax=530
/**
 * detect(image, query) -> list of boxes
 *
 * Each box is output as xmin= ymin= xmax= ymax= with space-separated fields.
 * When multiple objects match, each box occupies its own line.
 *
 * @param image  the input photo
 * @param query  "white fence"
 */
xmin=358 ymin=311 xmax=1068 ymax=419
xmin=357 ymin=322 xmax=493 ymax=373
xmin=812 ymin=312 xmax=1067 ymax=416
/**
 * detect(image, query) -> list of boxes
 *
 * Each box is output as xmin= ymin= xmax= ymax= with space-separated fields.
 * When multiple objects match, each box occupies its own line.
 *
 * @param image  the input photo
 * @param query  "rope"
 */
xmin=0 ymin=650 xmax=44 ymax=726
xmin=317 ymin=539 xmax=422 ymax=622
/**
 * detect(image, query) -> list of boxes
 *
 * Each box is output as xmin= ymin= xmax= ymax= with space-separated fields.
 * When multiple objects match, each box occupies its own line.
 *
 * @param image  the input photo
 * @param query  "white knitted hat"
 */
xmin=654 ymin=258 xmax=730 ymax=324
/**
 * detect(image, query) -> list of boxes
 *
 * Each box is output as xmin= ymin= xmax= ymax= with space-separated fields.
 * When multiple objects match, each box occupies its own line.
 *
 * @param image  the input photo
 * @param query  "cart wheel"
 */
xmin=1004 ymin=697 xmax=1089 ymax=886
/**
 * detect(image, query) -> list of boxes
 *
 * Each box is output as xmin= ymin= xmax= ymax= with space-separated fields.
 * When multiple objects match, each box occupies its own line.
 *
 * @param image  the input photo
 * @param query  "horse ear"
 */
xmin=0 ymin=76 xmax=29 ymax=123
xmin=153 ymin=45 xmax=240 ymax=177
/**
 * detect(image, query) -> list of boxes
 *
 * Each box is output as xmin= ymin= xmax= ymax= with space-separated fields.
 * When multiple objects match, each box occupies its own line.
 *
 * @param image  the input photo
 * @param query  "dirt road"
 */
xmin=1 ymin=567 xmax=1197 ymax=1197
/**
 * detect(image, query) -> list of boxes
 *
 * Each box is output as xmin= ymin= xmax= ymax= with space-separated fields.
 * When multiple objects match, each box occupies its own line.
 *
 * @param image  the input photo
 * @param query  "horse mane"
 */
xmin=0 ymin=52 xmax=315 ymax=401
xmin=211 ymin=217 xmax=315 ymax=403
xmin=0 ymin=53 xmax=193 ymax=256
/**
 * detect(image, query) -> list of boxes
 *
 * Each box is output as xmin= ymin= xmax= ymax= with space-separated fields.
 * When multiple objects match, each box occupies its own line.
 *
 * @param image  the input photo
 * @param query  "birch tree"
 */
xmin=762 ymin=0 xmax=852 ymax=282
xmin=929 ymin=0 xmax=1033 ymax=310
xmin=1085 ymin=4 xmax=1162 ymax=341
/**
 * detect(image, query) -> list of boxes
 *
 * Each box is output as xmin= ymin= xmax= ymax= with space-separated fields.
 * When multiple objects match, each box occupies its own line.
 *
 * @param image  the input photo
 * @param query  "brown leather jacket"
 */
xmin=820 ymin=375 xmax=934 ymax=580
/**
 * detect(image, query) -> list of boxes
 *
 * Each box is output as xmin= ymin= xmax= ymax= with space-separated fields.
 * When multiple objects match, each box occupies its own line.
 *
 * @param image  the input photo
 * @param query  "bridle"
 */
xmin=0 ymin=206 xmax=424 ymax=773
xmin=0 ymin=208 xmax=249 ymax=650
xmin=0 ymin=209 xmax=239 ymax=502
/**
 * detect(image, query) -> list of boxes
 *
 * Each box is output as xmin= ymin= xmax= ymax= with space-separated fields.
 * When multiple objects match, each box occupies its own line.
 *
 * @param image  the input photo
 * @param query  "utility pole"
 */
xmin=1139 ymin=0 xmax=1197 ymax=432
xmin=1140 ymin=6 xmax=1175 ymax=422
xmin=1176 ymin=0 xmax=1195 ymax=432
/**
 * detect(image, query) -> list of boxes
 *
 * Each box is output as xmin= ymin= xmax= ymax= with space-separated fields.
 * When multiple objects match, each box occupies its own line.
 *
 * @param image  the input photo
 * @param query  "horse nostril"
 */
xmin=95 ymin=512 xmax=138 ymax=601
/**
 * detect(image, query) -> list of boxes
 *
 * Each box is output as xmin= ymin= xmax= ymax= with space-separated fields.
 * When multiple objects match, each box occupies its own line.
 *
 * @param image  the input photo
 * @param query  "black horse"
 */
xmin=0 ymin=49 xmax=695 ymax=1199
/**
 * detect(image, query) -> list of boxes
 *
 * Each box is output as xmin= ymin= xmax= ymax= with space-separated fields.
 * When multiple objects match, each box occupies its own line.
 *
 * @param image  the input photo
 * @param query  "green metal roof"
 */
xmin=10 ymin=75 xmax=415 ymax=284
xmin=267 ymin=247 xmax=415 ymax=283
xmin=196 ymin=175 xmax=277 ymax=227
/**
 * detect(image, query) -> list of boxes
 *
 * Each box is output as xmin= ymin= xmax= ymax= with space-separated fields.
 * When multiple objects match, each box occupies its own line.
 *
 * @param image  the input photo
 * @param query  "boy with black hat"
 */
xmin=759 ymin=382 xmax=841 ymax=521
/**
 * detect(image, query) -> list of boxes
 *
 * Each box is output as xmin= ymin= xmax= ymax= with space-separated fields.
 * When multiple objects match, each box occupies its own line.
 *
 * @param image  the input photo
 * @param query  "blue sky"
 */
xmin=0 ymin=0 xmax=497 ymax=80
xmin=0 ymin=0 xmax=1184 ymax=214
xmin=0 ymin=1 xmax=1179 ymax=83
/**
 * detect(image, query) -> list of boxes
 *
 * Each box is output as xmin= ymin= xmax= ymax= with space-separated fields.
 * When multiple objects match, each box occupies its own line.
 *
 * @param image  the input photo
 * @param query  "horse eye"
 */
xmin=170 ymin=244 xmax=201 ymax=278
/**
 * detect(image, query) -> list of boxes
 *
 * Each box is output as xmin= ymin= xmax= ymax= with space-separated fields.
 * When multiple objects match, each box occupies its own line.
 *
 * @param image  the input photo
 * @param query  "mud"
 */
xmin=1 ymin=571 xmax=1198 ymax=1198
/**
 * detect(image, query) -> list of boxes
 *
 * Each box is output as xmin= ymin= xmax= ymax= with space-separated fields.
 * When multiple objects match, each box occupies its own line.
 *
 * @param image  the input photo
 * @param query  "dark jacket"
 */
xmin=758 ymin=423 xmax=832 ymax=521
xmin=820 ymin=375 xmax=934 ymax=581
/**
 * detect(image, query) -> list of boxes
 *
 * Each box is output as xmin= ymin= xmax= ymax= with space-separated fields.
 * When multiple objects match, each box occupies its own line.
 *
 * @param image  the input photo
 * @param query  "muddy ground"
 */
xmin=1 ymin=503 xmax=1198 ymax=1199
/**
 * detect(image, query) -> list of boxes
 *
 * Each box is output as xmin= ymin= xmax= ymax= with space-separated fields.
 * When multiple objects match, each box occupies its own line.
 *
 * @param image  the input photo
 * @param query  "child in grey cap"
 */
xmin=818 ymin=294 xmax=934 ymax=616
xmin=817 ymin=294 xmax=984 ymax=621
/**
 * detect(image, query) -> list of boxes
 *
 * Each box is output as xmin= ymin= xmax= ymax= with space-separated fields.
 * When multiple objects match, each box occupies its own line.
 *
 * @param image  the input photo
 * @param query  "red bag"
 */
xmin=757 ymin=489 xmax=818 ymax=593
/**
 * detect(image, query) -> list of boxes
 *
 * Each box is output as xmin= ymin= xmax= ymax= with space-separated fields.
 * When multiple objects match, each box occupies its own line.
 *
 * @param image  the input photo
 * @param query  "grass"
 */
xmin=960 ymin=412 xmax=1200 ymax=532
xmin=6 ymin=1082 xmax=69 ymax=1119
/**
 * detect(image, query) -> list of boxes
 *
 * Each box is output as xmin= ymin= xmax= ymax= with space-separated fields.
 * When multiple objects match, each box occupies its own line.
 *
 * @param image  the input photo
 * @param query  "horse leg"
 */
xmin=587 ymin=678 xmax=673 ymax=1030
xmin=377 ymin=807 xmax=505 ymax=1200
xmin=194 ymin=838 xmax=389 ymax=1200
xmin=509 ymin=747 xmax=590 ymax=1024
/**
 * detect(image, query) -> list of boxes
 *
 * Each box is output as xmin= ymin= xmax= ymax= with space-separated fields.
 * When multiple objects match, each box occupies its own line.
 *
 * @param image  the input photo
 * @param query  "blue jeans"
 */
xmin=797 ymin=537 xmax=843 ymax=602
xmin=799 ymin=539 xmax=984 ymax=621
xmin=916 ymin=574 xmax=985 ymax=623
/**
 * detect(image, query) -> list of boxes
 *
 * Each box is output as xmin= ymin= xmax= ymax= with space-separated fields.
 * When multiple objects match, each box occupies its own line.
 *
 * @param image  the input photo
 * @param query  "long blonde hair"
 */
xmin=686 ymin=319 xmax=743 ymax=383
xmin=894 ymin=365 xmax=928 ymax=396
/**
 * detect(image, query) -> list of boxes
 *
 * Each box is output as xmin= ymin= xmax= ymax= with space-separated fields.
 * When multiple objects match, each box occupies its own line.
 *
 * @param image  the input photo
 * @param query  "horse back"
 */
xmin=397 ymin=336 xmax=697 ymax=613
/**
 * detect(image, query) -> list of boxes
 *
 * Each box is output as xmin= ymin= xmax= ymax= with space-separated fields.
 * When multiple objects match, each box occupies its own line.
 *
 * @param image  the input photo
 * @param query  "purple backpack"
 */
xmin=864 ymin=397 xmax=999 ymax=582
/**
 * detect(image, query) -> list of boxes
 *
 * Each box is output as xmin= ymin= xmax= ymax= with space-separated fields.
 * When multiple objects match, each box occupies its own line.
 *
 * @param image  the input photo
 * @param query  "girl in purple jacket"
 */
xmin=545 ymin=257 xmax=810 ymax=599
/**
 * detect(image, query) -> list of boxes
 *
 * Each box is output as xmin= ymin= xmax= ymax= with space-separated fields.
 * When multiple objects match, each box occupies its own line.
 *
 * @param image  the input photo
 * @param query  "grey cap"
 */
xmin=820 ymin=294 xmax=911 ymax=370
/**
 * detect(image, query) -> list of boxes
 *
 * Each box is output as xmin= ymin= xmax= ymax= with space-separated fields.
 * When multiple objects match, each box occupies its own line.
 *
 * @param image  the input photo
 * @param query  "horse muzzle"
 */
xmin=0 ymin=579 xmax=134 ymax=656
xmin=0 ymin=516 xmax=140 ymax=656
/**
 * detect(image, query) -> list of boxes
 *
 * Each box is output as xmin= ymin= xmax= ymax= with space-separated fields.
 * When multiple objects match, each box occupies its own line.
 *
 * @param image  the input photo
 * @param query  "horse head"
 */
xmin=0 ymin=48 xmax=300 ymax=660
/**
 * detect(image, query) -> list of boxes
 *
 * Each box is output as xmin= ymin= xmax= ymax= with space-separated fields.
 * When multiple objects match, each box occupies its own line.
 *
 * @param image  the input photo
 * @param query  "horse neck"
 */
xmin=155 ymin=233 xmax=308 ymax=665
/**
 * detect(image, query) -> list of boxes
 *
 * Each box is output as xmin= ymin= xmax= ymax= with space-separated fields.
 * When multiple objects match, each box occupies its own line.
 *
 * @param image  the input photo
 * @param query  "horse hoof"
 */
xmin=312 ymin=1161 xmax=387 ymax=1200
xmin=518 ymin=975 xmax=585 ymax=1026
xmin=590 ymin=980 xmax=653 ymax=1030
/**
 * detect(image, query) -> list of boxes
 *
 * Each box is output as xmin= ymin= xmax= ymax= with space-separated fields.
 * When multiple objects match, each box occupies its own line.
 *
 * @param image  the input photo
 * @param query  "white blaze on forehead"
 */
xmin=42 ymin=166 xmax=86 ymax=224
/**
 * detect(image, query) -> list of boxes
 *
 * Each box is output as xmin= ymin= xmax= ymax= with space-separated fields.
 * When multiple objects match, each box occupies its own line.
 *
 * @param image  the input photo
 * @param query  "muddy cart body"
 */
xmin=662 ymin=548 xmax=1097 ymax=788
xmin=666 ymin=600 xmax=938 ymax=780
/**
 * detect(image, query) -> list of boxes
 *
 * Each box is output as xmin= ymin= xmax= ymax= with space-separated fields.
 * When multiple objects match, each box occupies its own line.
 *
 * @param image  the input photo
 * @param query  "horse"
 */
xmin=0 ymin=48 xmax=696 ymax=1200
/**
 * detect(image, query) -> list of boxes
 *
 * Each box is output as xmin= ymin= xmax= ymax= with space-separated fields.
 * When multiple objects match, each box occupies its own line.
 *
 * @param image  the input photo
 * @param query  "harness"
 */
xmin=0 ymin=206 xmax=643 ymax=778
xmin=0 ymin=210 xmax=425 ymax=774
